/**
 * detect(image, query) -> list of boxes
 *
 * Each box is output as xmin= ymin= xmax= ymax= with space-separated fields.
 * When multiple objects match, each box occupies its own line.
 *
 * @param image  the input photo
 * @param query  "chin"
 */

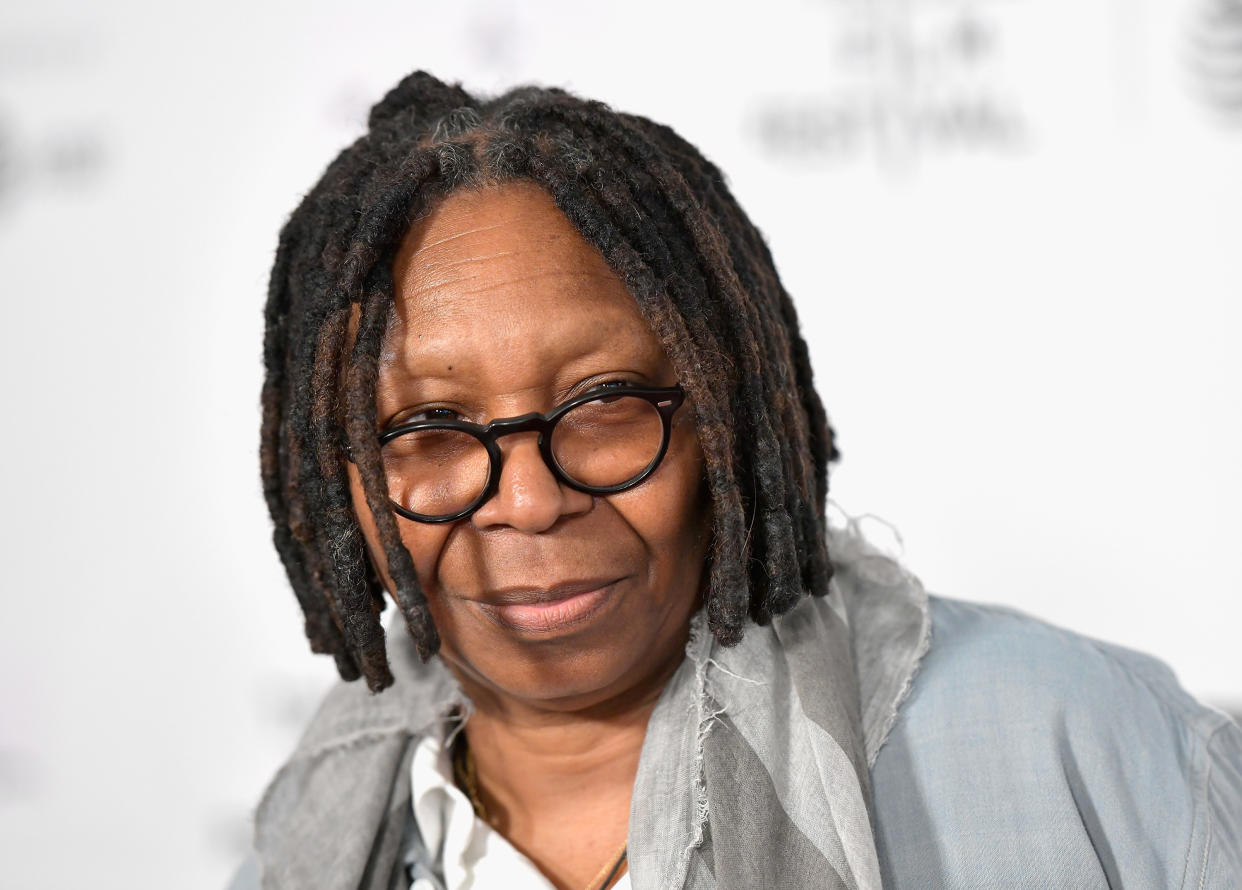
xmin=445 ymin=610 xmax=690 ymax=713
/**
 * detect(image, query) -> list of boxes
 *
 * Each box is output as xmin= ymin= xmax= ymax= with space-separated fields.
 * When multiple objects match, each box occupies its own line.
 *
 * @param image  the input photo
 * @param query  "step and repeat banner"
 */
xmin=1 ymin=1 xmax=1238 ymax=887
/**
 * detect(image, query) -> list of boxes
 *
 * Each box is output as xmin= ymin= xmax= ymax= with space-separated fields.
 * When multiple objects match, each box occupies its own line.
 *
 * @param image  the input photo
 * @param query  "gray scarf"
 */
xmin=252 ymin=524 xmax=930 ymax=890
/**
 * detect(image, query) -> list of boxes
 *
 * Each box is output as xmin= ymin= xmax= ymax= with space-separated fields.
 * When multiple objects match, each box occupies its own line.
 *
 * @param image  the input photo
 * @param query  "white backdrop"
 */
xmin=1 ymin=1 xmax=1238 ymax=887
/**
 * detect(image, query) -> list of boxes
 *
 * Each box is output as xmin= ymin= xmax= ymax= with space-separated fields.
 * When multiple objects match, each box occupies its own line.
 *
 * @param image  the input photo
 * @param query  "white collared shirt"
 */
xmin=407 ymin=726 xmax=631 ymax=890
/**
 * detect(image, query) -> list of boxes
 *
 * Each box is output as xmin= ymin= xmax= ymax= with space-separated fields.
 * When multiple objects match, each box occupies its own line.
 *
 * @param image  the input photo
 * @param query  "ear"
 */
xmin=367 ymin=70 xmax=477 ymax=131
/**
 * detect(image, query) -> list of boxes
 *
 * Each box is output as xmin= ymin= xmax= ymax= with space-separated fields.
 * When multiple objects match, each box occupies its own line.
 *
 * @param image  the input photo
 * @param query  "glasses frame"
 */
xmin=352 ymin=384 xmax=686 ymax=524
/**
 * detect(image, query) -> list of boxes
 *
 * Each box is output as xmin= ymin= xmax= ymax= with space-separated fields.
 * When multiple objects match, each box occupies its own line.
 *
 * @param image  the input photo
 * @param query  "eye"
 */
xmin=389 ymin=406 xmax=461 ymax=429
xmin=422 ymin=406 xmax=461 ymax=419
xmin=583 ymin=379 xmax=638 ymax=403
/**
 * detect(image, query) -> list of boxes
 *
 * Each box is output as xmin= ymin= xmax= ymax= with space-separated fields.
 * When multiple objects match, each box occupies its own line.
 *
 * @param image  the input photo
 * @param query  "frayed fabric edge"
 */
xmin=864 ymin=606 xmax=931 ymax=769
xmin=826 ymin=503 xmax=934 ymax=769
xmin=671 ymin=611 xmax=721 ymax=884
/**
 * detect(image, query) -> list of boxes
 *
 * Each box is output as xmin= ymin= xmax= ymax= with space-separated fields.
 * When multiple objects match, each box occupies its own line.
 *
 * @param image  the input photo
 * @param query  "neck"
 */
xmin=453 ymin=649 xmax=682 ymax=832
xmin=469 ymin=705 xmax=650 ymax=824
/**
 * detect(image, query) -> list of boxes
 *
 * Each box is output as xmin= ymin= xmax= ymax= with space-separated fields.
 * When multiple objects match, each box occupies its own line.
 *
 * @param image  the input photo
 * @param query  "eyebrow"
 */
xmin=378 ymin=337 xmax=666 ymax=400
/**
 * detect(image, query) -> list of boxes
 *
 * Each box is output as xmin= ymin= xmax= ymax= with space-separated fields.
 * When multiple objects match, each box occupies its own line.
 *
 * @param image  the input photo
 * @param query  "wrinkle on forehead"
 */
xmin=394 ymin=184 xmax=608 ymax=291
xmin=378 ymin=183 xmax=671 ymax=399
xmin=408 ymin=271 xmax=628 ymax=315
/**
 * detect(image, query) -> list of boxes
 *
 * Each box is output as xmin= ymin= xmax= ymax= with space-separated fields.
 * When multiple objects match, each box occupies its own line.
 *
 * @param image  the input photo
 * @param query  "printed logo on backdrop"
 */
xmin=749 ymin=0 xmax=1028 ymax=167
xmin=0 ymin=29 xmax=108 ymax=217
xmin=0 ymin=121 xmax=105 ymax=213
xmin=1185 ymin=0 xmax=1242 ymax=124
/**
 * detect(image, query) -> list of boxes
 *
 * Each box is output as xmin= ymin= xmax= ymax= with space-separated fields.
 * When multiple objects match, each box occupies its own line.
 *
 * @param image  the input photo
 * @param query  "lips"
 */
xmin=472 ymin=577 xmax=625 ymax=635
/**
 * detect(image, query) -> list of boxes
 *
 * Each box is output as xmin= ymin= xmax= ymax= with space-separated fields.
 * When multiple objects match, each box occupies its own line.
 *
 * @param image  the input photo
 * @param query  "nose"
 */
xmin=469 ymin=432 xmax=593 ymax=533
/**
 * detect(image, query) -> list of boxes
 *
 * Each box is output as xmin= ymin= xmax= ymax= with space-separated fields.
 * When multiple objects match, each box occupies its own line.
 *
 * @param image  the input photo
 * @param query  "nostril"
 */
xmin=471 ymin=437 xmax=592 ymax=530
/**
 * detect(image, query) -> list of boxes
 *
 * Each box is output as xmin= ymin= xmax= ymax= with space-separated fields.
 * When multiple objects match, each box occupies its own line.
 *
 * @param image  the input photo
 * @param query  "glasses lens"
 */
xmin=551 ymin=394 xmax=665 ymax=489
xmin=381 ymin=428 xmax=490 ymax=519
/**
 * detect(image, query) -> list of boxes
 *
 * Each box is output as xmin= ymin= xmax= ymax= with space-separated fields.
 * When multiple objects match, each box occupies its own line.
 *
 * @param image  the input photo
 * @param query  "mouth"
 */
xmin=472 ymin=577 xmax=627 ymax=635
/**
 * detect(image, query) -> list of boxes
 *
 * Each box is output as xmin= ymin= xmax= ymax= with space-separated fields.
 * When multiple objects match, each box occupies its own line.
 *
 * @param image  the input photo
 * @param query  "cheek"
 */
xmin=346 ymin=464 xmax=451 ymax=598
xmin=613 ymin=430 xmax=711 ymax=582
xmin=664 ymin=418 xmax=711 ymax=533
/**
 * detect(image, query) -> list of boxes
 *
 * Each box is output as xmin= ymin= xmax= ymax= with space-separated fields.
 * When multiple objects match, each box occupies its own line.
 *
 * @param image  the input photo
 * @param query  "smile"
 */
xmin=472 ymin=577 xmax=626 ymax=635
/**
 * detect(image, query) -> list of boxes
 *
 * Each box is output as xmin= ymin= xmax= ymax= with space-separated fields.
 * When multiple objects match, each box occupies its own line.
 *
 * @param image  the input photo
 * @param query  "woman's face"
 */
xmin=347 ymin=182 xmax=711 ymax=712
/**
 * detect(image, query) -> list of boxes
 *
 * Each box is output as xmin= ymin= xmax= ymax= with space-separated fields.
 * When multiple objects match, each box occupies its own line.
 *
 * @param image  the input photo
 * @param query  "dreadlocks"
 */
xmin=261 ymin=71 xmax=840 ymax=692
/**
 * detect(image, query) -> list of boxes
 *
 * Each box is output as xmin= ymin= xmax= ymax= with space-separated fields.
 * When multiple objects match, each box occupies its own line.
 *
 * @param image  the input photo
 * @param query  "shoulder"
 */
xmin=872 ymin=595 xmax=1242 ymax=889
xmin=911 ymin=596 xmax=1227 ymax=738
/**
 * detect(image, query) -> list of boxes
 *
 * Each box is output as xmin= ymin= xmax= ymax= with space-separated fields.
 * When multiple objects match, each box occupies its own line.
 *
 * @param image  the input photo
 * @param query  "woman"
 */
xmin=238 ymin=71 xmax=1241 ymax=889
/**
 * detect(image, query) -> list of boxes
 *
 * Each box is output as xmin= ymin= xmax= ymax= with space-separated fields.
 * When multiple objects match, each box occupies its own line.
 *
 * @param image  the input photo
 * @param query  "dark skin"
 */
xmin=346 ymin=182 xmax=712 ymax=889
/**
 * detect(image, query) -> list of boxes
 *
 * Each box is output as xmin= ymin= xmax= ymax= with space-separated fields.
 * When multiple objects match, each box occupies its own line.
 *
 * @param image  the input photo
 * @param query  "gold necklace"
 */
xmin=451 ymin=736 xmax=629 ymax=890
xmin=583 ymin=842 xmax=628 ymax=890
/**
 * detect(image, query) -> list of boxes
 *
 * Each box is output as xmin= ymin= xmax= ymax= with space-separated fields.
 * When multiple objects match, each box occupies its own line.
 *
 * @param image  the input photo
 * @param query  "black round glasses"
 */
xmin=351 ymin=384 xmax=686 ymax=523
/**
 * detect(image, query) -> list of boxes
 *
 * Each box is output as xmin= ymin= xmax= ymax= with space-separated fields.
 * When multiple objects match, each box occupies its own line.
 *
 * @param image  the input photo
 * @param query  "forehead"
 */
xmin=383 ymin=182 xmax=670 ymax=387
